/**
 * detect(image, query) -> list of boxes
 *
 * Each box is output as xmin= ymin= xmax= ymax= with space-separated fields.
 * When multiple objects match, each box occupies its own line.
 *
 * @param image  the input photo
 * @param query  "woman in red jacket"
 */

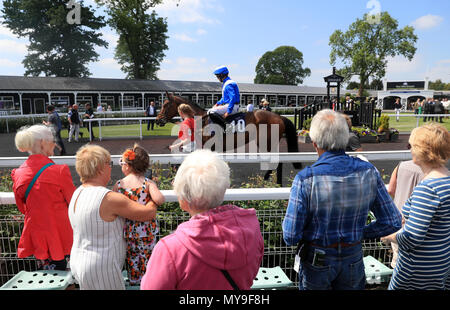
xmin=11 ymin=124 xmax=76 ymax=270
xmin=169 ymin=104 xmax=196 ymax=153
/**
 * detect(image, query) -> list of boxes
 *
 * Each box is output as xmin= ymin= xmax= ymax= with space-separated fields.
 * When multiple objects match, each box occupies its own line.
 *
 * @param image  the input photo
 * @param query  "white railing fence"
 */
xmin=0 ymin=150 xmax=412 ymax=167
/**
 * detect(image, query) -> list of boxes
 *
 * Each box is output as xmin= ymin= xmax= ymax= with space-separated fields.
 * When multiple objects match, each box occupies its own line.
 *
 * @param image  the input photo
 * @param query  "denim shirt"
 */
xmin=283 ymin=150 xmax=402 ymax=247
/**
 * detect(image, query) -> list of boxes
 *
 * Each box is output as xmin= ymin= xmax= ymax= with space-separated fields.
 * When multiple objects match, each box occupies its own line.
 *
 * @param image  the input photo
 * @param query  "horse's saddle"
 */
xmin=208 ymin=112 xmax=247 ymax=134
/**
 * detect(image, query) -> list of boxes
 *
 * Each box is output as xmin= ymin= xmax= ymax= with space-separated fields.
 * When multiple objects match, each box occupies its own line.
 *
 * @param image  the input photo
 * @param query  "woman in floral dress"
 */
xmin=113 ymin=144 xmax=165 ymax=286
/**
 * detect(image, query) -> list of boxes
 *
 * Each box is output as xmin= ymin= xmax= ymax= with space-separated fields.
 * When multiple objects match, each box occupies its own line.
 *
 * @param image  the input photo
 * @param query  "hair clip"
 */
xmin=124 ymin=149 xmax=136 ymax=161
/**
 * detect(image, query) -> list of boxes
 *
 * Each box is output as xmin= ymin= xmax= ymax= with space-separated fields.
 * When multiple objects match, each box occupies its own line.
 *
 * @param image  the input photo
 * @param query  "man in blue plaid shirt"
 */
xmin=283 ymin=109 xmax=402 ymax=290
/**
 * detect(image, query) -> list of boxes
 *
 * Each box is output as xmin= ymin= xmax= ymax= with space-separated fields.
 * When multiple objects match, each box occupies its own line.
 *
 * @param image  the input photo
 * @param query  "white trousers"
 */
xmin=69 ymin=123 xmax=80 ymax=142
xmin=207 ymin=104 xmax=239 ymax=116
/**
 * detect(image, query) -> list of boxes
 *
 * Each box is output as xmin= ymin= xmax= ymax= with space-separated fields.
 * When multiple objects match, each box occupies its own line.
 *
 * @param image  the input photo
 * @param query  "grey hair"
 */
xmin=173 ymin=149 xmax=230 ymax=212
xmin=15 ymin=125 xmax=54 ymax=155
xmin=309 ymin=109 xmax=349 ymax=151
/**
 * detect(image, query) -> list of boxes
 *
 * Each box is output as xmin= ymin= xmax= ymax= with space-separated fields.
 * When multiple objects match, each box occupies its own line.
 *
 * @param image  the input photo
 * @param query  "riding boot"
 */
xmin=208 ymin=112 xmax=226 ymax=130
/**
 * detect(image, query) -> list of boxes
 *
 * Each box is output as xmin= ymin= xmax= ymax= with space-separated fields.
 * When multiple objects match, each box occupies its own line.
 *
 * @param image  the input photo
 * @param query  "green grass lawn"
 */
xmin=385 ymin=113 xmax=450 ymax=132
xmin=60 ymin=122 xmax=178 ymax=139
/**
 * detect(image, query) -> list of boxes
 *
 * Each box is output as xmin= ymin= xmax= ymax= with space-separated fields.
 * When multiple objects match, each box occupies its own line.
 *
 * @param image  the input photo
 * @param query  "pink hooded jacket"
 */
xmin=140 ymin=205 xmax=264 ymax=290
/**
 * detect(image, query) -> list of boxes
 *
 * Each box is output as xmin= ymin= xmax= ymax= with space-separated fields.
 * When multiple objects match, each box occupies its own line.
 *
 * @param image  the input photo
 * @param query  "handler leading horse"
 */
xmin=156 ymin=92 xmax=302 ymax=183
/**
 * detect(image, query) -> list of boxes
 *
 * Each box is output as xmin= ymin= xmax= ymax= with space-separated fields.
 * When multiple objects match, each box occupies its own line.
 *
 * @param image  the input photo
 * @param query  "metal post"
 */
xmin=19 ymin=93 xmax=23 ymax=115
xmin=276 ymin=163 xmax=283 ymax=186
xmin=88 ymin=121 xmax=92 ymax=142
xmin=139 ymin=120 xmax=142 ymax=140
xmin=98 ymin=120 xmax=101 ymax=141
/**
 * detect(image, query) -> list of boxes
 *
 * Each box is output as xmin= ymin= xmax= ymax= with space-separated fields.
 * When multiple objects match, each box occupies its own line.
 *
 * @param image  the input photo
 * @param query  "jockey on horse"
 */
xmin=207 ymin=66 xmax=241 ymax=132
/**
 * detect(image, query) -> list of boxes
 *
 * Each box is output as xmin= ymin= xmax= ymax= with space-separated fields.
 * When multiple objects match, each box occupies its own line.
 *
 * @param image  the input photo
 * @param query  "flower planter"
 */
xmin=298 ymin=135 xmax=312 ymax=143
xmin=359 ymin=135 xmax=378 ymax=143
xmin=389 ymin=133 xmax=399 ymax=142
xmin=377 ymin=132 xmax=389 ymax=142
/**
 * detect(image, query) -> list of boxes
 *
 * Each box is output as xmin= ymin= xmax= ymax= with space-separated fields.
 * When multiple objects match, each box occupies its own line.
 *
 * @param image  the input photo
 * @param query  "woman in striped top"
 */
xmin=382 ymin=123 xmax=450 ymax=290
xmin=69 ymin=145 xmax=158 ymax=290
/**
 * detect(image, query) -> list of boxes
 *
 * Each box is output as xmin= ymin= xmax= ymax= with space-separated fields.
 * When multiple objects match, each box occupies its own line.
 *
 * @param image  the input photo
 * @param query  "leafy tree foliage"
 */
xmin=1 ymin=0 xmax=108 ymax=77
xmin=96 ymin=0 xmax=168 ymax=79
xmin=254 ymin=46 xmax=311 ymax=85
xmin=329 ymin=12 xmax=417 ymax=97
xmin=429 ymin=79 xmax=450 ymax=91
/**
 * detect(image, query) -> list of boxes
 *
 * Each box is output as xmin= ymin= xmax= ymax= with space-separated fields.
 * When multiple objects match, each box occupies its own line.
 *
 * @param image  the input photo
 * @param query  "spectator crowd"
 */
xmin=8 ymin=106 xmax=450 ymax=290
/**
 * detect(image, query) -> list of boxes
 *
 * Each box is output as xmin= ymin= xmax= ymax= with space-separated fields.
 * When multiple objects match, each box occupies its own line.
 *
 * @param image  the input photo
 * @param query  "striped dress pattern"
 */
xmin=68 ymin=186 xmax=126 ymax=290
xmin=389 ymin=177 xmax=450 ymax=290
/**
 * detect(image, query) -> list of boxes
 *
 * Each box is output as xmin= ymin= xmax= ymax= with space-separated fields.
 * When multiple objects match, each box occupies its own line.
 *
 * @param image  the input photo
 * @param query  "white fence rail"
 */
xmin=1 ymin=187 xmax=291 ymax=205
xmin=0 ymin=151 xmax=412 ymax=167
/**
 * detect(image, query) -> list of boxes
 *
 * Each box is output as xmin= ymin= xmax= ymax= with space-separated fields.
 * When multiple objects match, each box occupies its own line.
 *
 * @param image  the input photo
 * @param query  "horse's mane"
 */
xmin=174 ymin=94 xmax=206 ymax=111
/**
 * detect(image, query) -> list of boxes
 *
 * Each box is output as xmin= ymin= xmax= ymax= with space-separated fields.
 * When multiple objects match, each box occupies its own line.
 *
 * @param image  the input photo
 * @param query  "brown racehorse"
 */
xmin=156 ymin=92 xmax=302 ymax=181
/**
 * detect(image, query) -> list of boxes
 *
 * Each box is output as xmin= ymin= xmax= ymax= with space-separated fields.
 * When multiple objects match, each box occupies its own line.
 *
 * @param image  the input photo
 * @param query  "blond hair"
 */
xmin=75 ymin=145 xmax=111 ymax=183
xmin=409 ymin=123 xmax=450 ymax=168
xmin=178 ymin=104 xmax=195 ymax=118
xmin=15 ymin=125 xmax=54 ymax=155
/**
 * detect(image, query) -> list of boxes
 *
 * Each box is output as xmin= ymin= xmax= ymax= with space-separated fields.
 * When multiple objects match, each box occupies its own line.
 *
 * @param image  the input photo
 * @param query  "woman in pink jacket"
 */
xmin=141 ymin=150 xmax=264 ymax=290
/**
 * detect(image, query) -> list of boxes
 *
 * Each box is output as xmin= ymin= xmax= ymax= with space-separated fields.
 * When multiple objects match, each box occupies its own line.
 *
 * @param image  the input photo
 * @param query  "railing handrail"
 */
xmin=0 ymin=187 xmax=291 ymax=205
xmin=0 ymin=150 xmax=412 ymax=166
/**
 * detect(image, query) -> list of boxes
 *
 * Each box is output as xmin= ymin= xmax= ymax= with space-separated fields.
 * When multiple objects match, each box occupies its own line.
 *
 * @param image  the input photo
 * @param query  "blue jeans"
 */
xmin=298 ymin=243 xmax=365 ymax=290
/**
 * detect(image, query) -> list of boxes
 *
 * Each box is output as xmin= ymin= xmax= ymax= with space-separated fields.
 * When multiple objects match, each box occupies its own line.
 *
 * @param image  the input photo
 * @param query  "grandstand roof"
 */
xmin=0 ymin=75 xmax=331 ymax=95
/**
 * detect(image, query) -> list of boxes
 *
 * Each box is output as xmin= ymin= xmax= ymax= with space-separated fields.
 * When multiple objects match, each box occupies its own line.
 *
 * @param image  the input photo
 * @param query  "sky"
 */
xmin=0 ymin=0 xmax=449 ymax=86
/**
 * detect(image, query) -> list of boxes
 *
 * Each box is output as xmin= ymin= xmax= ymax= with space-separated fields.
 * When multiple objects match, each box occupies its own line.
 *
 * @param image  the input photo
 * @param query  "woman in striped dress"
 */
xmin=382 ymin=123 xmax=450 ymax=290
xmin=69 ymin=145 xmax=158 ymax=290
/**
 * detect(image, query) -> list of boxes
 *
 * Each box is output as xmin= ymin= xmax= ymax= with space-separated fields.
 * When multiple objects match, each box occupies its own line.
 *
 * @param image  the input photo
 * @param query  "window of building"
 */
xmin=51 ymin=96 xmax=70 ymax=112
xmin=100 ymin=96 xmax=115 ymax=110
xmin=0 ymin=96 xmax=15 ymax=111
xmin=122 ymin=95 xmax=136 ymax=109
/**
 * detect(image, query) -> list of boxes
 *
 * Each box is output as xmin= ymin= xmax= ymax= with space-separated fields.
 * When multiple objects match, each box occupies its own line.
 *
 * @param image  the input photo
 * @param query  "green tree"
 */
xmin=429 ymin=79 xmax=450 ymax=91
xmin=254 ymin=46 xmax=311 ymax=85
xmin=96 ymin=0 xmax=168 ymax=79
xmin=346 ymin=78 xmax=382 ymax=90
xmin=1 ymin=0 xmax=108 ymax=77
xmin=329 ymin=12 xmax=417 ymax=97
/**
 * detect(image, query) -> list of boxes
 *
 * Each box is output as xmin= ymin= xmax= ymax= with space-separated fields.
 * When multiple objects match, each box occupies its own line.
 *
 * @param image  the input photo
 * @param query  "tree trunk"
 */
xmin=358 ymin=76 xmax=367 ymax=97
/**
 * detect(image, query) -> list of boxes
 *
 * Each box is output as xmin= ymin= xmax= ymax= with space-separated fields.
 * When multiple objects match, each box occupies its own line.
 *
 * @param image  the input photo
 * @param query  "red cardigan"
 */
xmin=11 ymin=154 xmax=76 ymax=261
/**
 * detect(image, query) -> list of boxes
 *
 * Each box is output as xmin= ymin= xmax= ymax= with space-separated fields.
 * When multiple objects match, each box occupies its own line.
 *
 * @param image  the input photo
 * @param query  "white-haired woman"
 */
xmin=141 ymin=150 xmax=264 ymax=290
xmin=68 ymin=144 xmax=159 ymax=290
xmin=11 ymin=125 xmax=76 ymax=270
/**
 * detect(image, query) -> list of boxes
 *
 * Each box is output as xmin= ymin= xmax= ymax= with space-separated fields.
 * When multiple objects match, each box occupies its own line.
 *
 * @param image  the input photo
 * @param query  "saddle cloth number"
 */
xmin=229 ymin=119 xmax=245 ymax=133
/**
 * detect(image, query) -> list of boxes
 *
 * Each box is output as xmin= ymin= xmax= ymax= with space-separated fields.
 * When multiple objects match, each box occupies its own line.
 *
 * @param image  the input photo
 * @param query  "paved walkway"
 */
xmin=0 ymin=132 xmax=411 ymax=158
xmin=0 ymin=132 xmax=411 ymax=187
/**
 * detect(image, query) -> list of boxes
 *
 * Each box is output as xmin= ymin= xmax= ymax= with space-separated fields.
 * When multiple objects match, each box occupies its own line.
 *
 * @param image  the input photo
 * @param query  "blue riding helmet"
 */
xmin=213 ymin=66 xmax=229 ymax=75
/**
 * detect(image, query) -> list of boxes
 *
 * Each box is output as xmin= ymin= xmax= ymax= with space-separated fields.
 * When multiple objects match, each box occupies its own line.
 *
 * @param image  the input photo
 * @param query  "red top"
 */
xmin=178 ymin=118 xmax=195 ymax=142
xmin=11 ymin=154 xmax=76 ymax=260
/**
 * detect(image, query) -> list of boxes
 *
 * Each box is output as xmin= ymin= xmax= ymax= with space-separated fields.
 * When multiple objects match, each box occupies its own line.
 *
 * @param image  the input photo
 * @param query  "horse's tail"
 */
xmin=281 ymin=116 xmax=302 ymax=170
